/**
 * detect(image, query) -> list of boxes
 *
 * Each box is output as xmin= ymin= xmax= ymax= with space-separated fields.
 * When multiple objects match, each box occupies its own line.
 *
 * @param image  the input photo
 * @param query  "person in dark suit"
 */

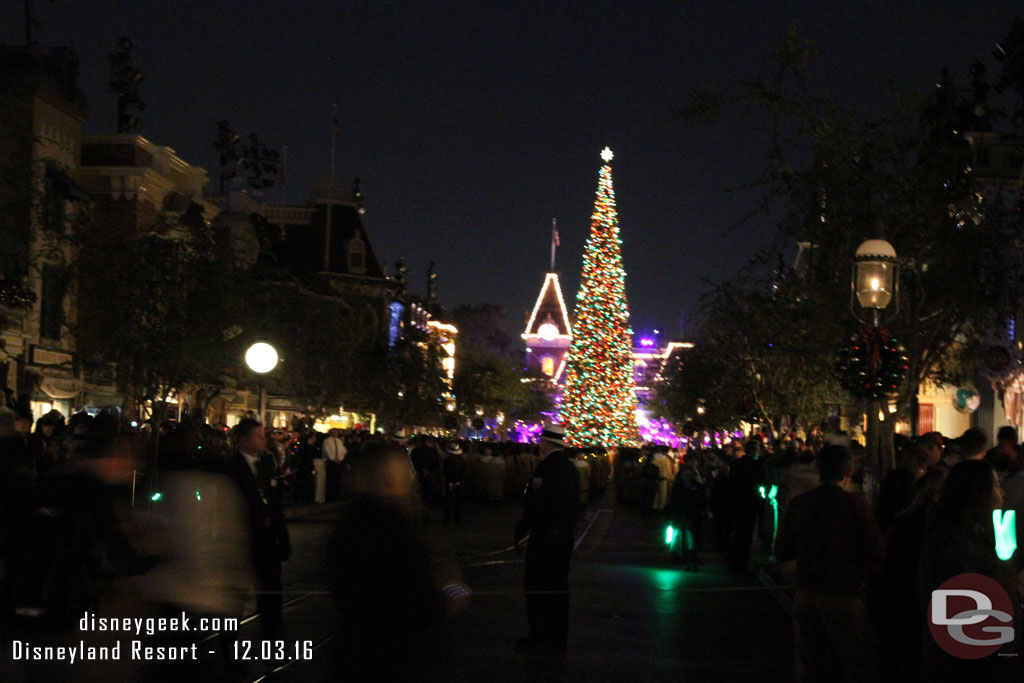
xmin=727 ymin=439 xmax=767 ymax=572
xmin=227 ymin=418 xmax=290 ymax=638
xmin=442 ymin=440 xmax=467 ymax=526
xmin=513 ymin=423 xmax=580 ymax=659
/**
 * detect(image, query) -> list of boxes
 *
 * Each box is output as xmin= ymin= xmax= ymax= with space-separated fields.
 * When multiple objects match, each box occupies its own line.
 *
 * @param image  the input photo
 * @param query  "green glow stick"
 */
xmin=993 ymin=509 xmax=1016 ymax=561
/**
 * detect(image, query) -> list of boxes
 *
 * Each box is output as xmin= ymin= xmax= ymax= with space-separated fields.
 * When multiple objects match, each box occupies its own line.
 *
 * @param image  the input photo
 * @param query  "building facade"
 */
xmin=0 ymin=46 xmax=88 ymax=420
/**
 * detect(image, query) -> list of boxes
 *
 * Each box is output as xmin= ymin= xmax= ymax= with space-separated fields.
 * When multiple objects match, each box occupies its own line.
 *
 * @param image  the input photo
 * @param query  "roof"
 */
xmin=522 ymin=272 xmax=572 ymax=339
xmin=270 ymin=200 xmax=386 ymax=280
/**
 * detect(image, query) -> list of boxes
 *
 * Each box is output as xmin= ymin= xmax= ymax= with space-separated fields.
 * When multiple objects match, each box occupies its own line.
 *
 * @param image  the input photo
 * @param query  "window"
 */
xmin=541 ymin=355 xmax=555 ymax=376
xmin=39 ymin=266 xmax=67 ymax=341
xmin=347 ymin=237 xmax=365 ymax=274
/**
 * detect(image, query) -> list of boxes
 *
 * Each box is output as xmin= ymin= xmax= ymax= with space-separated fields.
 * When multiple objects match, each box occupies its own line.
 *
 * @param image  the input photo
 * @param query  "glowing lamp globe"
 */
xmin=853 ymin=239 xmax=897 ymax=310
xmin=245 ymin=342 xmax=279 ymax=374
xmin=538 ymin=322 xmax=559 ymax=341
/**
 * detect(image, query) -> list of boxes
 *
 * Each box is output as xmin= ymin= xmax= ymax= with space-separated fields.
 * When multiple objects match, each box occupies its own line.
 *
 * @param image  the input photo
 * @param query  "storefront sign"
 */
xmin=30 ymin=345 xmax=74 ymax=367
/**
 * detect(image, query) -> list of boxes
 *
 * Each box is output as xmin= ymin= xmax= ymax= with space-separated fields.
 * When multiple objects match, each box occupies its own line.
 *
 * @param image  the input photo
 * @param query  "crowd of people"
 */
xmin=0 ymin=406 xmax=582 ymax=680
xmin=3 ymin=401 xmax=1023 ymax=680
xmin=648 ymin=426 xmax=1024 ymax=682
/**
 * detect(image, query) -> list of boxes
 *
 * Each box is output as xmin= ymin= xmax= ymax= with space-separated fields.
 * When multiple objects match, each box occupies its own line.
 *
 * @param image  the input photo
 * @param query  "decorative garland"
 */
xmin=0 ymin=280 xmax=36 ymax=310
xmin=835 ymin=325 xmax=909 ymax=401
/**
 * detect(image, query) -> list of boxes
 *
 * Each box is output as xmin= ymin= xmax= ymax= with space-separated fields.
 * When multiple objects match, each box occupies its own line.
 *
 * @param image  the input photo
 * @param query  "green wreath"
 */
xmin=835 ymin=325 xmax=908 ymax=401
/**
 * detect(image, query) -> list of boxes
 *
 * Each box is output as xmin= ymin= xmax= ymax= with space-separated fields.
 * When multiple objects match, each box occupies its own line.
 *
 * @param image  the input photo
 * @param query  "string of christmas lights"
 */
xmin=562 ymin=151 xmax=639 ymax=447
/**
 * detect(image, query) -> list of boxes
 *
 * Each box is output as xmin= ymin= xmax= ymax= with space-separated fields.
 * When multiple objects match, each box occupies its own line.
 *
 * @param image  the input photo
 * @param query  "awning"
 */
xmin=39 ymin=375 xmax=82 ymax=400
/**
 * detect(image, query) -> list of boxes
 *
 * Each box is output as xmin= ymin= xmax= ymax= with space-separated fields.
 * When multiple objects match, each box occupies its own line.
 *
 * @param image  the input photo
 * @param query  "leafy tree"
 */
xmin=373 ymin=322 xmax=448 ymax=432
xmin=657 ymin=265 xmax=842 ymax=436
xmin=669 ymin=25 xmax=1024 ymax=460
xmin=74 ymin=195 xmax=242 ymax=479
xmin=451 ymin=303 xmax=551 ymax=426
xmin=246 ymin=278 xmax=383 ymax=416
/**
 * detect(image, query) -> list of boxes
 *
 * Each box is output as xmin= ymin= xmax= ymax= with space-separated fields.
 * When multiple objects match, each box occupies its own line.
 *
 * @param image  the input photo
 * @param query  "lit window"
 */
xmin=541 ymin=356 xmax=555 ymax=376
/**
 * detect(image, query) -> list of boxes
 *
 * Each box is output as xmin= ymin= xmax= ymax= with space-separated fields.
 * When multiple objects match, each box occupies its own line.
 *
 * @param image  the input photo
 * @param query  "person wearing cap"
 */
xmin=513 ymin=423 xmax=580 ymax=658
xmin=442 ymin=440 xmax=467 ymax=526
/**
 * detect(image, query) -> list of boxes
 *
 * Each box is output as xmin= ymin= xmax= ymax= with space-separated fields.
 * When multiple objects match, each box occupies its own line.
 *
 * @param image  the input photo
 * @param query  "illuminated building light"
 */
xmin=523 ymin=273 xmax=573 ymax=340
xmin=538 ymin=319 xmax=559 ymax=341
xmin=664 ymin=525 xmax=676 ymax=546
xmin=554 ymin=358 xmax=568 ymax=383
xmin=427 ymin=320 xmax=458 ymax=335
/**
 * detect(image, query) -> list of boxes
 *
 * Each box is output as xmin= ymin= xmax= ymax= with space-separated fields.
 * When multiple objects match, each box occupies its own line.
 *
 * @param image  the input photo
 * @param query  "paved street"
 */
xmin=0 ymin=492 xmax=792 ymax=682
xmin=247 ymin=492 xmax=794 ymax=683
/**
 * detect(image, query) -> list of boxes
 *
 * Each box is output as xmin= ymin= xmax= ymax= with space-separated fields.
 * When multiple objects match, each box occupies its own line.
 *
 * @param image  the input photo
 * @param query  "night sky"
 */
xmin=3 ymin=1 xmax=1020 ymax=342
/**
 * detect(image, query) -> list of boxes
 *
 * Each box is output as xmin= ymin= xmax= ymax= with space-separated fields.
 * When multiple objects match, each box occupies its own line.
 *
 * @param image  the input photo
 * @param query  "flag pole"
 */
xmin=330 ymin=103 xmax=338 ymax=179
xmin=550 ymin=218 xmax=558 ymax=271
xmin=279 ymin=144 xmax=288 ymax=205
xmin=325 ymin=103 xmax=339 ymax=271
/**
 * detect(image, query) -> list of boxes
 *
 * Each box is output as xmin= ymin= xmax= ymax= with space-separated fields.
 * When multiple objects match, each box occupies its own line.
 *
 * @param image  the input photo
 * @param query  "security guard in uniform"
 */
xmin=513 ymin=423 xmax=579 ymax=658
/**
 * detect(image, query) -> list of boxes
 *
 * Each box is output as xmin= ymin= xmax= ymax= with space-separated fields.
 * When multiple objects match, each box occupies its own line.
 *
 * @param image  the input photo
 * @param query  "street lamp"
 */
xmin=851 ymin=238 xmax=898 ymax=499
xmin=852 ymin=239 xmax=898 ymax=325
xmin=245 ymin=341 xmax=279 ymax=426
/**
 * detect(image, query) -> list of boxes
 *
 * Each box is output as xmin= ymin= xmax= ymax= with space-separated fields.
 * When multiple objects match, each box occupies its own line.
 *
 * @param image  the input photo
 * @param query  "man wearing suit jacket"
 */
xmin=228 ymin=419 xmax=291 ymax=638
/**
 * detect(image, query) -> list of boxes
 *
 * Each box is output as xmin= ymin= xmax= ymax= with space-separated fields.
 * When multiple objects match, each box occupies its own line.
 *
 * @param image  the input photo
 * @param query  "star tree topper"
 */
xmin=601 ymin=146 xmax=614 ymax=163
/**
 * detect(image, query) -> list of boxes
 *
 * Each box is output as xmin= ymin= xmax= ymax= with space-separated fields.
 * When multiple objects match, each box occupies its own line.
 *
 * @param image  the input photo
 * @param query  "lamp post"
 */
xmin=852 ymin=239 xmax=898 ymax=326
xmin=851 ymin=238 xmax=898 ymax=500
xmin=245 ymin=341 xmax=279 ymax=426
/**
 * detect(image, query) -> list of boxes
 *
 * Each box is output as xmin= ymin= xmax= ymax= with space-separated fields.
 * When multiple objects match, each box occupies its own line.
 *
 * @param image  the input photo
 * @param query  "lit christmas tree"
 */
xmin=562 ymin=147 xmax=638 ymax=446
